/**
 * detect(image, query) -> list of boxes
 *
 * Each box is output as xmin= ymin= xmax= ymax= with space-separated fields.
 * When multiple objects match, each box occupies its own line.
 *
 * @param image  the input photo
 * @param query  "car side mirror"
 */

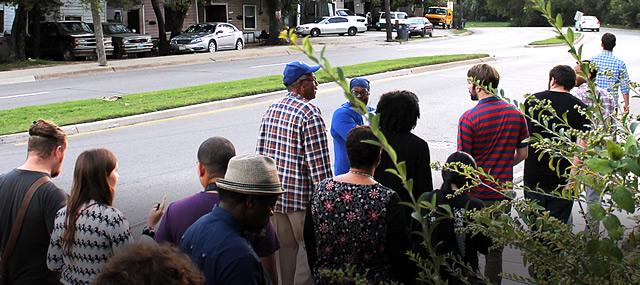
xmin=216 ymin=30 xmax=223 ymax=34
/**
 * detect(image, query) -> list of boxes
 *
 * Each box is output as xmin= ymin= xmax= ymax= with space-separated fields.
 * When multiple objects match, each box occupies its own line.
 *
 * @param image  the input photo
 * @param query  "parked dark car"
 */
xmin=99 ymin=23 xmax=153 ymax=58
xmin=406 ymin=17 xmax=433 ymax=37
xmin=28 ymin=21 xmax=113 ymax=61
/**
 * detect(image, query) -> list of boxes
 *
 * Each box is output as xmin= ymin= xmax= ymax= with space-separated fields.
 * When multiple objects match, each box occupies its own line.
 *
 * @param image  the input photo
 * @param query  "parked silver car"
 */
xmin=170 ymin=23 xmax=244 ymax=53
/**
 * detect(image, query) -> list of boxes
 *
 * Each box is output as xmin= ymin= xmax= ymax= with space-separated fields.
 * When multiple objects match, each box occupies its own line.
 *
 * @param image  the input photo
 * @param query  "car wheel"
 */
xmin=208 ymin=40 xmax=217 ymax=53
xmin=575 ymin=28 xmax=579 ymax=31
xmin=348 ymin=27 xmax=357 ymax=36
xmin=311 ymin=29 xmax=320 ymax=37
xmin=235 ymin=39 xmax=243 ymax=50
xmin=421 ymin=29 xmax=426 ymax=37
xmin=62 ymin=48 xmax=75 ymax=61
xmin=579 ymin=28 xmax=583 ymax=32
xmin=596 ymin=28 xmax=600 ymax=32
xmin=429 ymin=31 xmax=433 ymax=37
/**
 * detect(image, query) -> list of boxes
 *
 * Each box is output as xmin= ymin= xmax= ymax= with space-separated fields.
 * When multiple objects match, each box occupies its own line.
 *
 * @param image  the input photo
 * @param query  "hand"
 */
xmin=147 ymin=194 xmax=167 ymax=229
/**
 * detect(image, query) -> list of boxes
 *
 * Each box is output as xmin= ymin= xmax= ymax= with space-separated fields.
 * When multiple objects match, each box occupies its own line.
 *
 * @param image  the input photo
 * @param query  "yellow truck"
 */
xmin=425 ymin=6 xmax=453 ymax=29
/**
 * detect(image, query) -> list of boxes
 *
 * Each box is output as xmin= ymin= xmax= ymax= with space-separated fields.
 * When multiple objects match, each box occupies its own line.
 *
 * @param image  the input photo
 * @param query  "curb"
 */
xmin=0 ymin=56 xmax=494 ymax=145
xmin=524 ymin=32 xmax=584 ymax=48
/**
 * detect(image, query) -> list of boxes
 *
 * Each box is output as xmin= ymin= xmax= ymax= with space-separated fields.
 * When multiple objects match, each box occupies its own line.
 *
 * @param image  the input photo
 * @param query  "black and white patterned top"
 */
xmin=47 ymin=201 xmax=133 ymax=285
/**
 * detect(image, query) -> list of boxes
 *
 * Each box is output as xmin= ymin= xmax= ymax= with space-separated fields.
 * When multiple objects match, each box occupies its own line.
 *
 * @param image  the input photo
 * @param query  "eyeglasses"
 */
xmin=300 ymin=76 xmax=318 ymax=83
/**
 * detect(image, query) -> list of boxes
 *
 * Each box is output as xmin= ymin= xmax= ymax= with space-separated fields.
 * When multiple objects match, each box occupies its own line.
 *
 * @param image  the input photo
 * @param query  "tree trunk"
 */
xmin=150 ymin=0 xmax=169 ymax=55
xmin=384 ymin=0 xmax=392 ymax=41
xmin=31 ymin=2 xmax=42 ymax=58
xmin=9 ymin=4 xmax=29 ymax=61
xmin=266 ymin=0 xmax=282 ymax=45
xmin=90 ymin=0 xmax=107 ymax=66
xmin=166 ymin=6 xmax=189 ymax=38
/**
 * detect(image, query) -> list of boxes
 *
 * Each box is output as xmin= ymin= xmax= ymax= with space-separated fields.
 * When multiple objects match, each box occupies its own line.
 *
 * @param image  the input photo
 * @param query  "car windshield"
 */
xmin=104 ymin=24 xmax=131 ymax=34
xmin=60 ymin=22 xmax=93 ymax=34
xmin=337 ymin=10 xmax=355 ymax=16
xmin=184 ymin=24 xmax=215 ymax=33
xmin=426 ymin=8 xmax=447 ymax=15
xmin=407 ymin=18 xmax=423 ymax=24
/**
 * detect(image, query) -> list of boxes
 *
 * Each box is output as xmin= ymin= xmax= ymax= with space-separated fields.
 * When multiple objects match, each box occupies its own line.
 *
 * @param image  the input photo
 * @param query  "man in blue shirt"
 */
xmin=331 ymin=77 xmax=375 ymax=175
xmin=180 ymin=155 xmax=286 ymax=285
xmin=590 ymin=32 xmax=631 ymax=112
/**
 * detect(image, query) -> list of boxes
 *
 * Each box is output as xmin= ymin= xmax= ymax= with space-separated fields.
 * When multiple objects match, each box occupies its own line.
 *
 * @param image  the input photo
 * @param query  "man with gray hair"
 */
xmin=331 ymin=77 xmax=375 ymax=175
xmin=257 ymin=61 xmax=332 ymax=284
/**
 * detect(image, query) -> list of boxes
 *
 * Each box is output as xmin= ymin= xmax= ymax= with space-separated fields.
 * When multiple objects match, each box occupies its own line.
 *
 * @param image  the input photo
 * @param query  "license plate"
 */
xmin=178 ymin=45 xmax=185 ymax=51
xmin=139 ymin=44 xmax=146 ymax=49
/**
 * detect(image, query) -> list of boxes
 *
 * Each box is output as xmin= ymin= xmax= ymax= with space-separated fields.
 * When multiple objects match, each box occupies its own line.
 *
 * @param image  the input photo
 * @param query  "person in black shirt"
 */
xmin=424 ymin=151 xmax=491 ymax=285
xmin=0 ymin=120 xmax=68 ymax=285
xmin=523 ymin=65 xmax=590 ymax=223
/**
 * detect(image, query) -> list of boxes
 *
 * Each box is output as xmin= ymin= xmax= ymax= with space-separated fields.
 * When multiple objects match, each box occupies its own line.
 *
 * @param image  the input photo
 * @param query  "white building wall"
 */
xmin=1 ymin=3 xmax=16 ymax=35
xmin=52 ymin=0 xmax=107 ymax=22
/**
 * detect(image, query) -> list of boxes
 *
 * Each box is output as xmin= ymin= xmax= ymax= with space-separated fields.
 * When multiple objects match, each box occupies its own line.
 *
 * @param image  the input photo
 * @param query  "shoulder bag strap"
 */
xmin=1 ymin=176 xmax=51 ymax=268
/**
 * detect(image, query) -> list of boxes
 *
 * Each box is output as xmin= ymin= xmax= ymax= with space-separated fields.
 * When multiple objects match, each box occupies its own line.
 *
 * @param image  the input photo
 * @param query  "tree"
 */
xmin=87 ymin=0 xmax=107 ymax=66
xmin=163 ymin=0 xmax=193 ymax=38
xmin=150 ymin=0 xmax=170 ymax=55
xmin=265 ymin=0 xmax=282 ymax=45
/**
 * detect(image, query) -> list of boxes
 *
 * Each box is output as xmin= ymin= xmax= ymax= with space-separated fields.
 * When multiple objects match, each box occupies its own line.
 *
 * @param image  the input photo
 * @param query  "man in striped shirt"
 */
xmin=590 ymin=32 xmax=630 ymax=112
xmin=457 ymin=64 xmax=529 ymax=285
xmin=256 ymin=61 xmax=332 ymax=285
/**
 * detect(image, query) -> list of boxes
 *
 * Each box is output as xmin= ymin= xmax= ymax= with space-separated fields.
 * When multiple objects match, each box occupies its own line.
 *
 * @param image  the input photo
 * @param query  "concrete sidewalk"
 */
xmin=0 ymin=29 xmax=461 ymax=85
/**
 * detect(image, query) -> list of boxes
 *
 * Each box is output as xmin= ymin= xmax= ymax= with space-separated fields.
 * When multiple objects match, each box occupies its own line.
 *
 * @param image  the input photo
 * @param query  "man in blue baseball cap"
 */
xmin=331 ymin=77 xmax=375 ymax=175
xmin=256 ymin=61 xmax=331 ymax=284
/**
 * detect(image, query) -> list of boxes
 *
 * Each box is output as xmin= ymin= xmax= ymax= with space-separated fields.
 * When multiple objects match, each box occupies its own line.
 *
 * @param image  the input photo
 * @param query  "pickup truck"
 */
xmin=99 ymin=23 xmax=154 ymax=58
xmin=30 ymin=21 xmax=113 ymax=61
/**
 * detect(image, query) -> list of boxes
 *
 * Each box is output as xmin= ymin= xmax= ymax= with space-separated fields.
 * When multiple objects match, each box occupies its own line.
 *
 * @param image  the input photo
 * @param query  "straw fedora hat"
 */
xmin=216 ymin=154 xmax=286 ymax=195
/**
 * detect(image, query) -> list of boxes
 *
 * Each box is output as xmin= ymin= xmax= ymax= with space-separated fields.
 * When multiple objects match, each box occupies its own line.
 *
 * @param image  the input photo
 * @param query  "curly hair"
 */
xmin=376 ymin=90 xmax=420 ymax=133
xmin=93 ymin=243 xmax=204 ymax=285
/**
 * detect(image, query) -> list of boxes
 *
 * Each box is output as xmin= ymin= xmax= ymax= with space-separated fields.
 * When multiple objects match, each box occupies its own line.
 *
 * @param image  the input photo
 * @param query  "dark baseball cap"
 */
xmin=283 ymin=61 xmax=321 ymax=86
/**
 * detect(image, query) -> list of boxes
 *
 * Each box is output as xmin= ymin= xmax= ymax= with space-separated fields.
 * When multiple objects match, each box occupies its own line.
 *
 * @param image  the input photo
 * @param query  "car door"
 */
xmin=335 ymin=17 xmax=349 ymax=33
xmin=216 ymin=24 xmax=234 ymax=49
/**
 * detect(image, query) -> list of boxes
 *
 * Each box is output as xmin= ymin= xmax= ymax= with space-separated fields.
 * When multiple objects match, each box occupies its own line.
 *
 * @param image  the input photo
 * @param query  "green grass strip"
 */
xmin=529 ymin=33 xmax=581 ymax=45
xmin=0 ymin=53 xmax=488 ymax=135
xmin=0 ymin=59 xmax=62 ymax=72
xmin=464 ymin=21 xmax=511 ymax=28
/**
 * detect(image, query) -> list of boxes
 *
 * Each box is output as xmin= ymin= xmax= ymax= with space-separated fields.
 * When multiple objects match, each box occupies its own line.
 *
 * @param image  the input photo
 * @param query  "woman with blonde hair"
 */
xmin=47 ymin=149 xmax=133 ymax=284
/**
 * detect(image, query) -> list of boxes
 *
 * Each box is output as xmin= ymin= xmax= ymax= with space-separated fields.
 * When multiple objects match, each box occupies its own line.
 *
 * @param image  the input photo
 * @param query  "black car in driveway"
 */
xmin=100 ymin=23 xmax=154 ymax=58
xmin=28 ymin=21 xmax=114 ymax=61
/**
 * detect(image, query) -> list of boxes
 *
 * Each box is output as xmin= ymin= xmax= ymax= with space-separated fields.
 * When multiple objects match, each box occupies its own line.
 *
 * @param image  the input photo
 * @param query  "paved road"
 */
xmin=1 ymin=27 xmax=639 ymax=283
xmin=4 ymin=27 xmax=638 ymax=110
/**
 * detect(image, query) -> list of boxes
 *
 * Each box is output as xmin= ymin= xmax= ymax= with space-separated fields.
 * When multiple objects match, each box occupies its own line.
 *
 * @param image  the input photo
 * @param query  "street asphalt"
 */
xmin=1 ymin=27 xmax=639 ymax=284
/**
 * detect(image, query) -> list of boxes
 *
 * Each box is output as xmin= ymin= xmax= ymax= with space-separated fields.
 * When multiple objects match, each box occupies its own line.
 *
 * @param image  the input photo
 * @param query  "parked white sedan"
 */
xmin=295 ymin=16 xmax=367 ymax=37
xmin=170 ymin=22 xmax=244 ymax=53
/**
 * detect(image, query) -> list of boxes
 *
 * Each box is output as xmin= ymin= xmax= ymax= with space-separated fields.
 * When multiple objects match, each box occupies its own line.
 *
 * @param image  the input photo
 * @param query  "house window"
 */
xmin=243 ymin=5 xmax=256 ymax=30
xmin=65 ymin=16 xmax=82 ymax=21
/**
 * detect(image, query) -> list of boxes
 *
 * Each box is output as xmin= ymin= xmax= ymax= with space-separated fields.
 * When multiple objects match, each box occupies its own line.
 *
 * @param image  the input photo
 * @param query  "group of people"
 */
xmin=0 ymin=32 xmax=630 ymax=285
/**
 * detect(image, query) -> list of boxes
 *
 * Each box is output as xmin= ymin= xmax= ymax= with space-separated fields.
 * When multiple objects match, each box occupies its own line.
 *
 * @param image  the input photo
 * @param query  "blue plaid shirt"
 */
xmin=590 ymin=51 xmax=630 ymax=105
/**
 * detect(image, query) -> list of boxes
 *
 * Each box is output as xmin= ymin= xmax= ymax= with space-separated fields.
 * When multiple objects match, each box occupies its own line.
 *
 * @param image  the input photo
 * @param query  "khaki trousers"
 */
xmin=271 ymin=211 xmax=312 ymax=285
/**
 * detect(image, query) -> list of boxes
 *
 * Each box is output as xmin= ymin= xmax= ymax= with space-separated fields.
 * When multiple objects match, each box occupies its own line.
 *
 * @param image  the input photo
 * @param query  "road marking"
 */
xmin=0 ymin=91 xmax=49 ymax=100
xmin=249 ymin=62 xmax=289 ymax=69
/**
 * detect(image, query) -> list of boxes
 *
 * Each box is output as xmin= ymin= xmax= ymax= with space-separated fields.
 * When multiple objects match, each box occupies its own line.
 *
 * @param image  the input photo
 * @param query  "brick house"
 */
xmin=109 ymin=0 xmax=269 ymax=40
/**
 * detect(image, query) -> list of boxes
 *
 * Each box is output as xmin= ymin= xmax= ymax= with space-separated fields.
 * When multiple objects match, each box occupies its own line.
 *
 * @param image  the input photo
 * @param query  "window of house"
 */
xmin=0 ymin=10 xmax=4 ymax=34
xmin=243 ymin=5 xmax=256 ymax=30
xmin=64 ymin=15 xmax=82 ymax=21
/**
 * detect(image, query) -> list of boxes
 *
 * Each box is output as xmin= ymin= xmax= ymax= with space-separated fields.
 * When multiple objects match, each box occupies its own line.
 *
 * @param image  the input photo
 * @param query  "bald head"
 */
xmin=197 ymin=137 xmax=236 ymax=178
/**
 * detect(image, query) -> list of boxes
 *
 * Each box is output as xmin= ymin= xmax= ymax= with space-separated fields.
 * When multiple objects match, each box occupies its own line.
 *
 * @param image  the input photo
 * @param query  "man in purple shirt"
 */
xmin=153 ymin=137 xmax=280 ymax=284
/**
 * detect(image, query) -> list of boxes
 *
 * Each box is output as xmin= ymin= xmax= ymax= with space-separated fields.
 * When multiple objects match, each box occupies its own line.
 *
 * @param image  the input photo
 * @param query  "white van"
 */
xmin=375 ymin=11 xmax=408 ymax=31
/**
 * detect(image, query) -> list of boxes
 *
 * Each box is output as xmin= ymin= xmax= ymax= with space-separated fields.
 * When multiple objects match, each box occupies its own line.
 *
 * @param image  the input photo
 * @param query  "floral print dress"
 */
xmin=304 ymin=178 xmax=410 ymax=284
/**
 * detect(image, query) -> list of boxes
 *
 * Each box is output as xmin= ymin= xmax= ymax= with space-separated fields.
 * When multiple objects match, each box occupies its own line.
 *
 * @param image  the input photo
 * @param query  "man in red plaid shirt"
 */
xmin=256 ymin=61 xmax=332 ymax=285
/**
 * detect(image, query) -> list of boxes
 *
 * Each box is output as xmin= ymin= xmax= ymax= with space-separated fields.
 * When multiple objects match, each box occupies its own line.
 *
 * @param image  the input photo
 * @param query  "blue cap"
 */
xmin=283 ymin=61 xmax=321 ymax=86
xmin=350 ymin=77 xmax=370 ymax=91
